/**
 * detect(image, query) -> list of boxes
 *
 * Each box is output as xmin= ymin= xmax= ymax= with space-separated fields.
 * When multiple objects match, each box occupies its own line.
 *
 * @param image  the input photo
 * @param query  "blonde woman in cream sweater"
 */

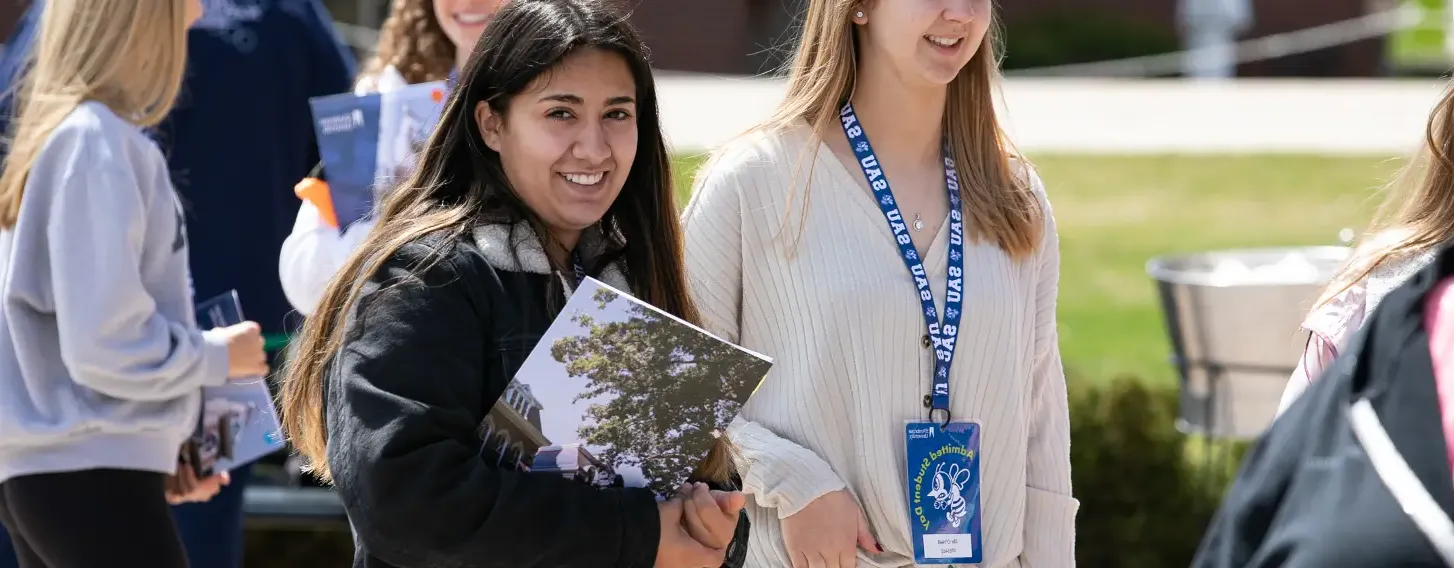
xmin=681 ymin=1 xmax=1077 ymax=567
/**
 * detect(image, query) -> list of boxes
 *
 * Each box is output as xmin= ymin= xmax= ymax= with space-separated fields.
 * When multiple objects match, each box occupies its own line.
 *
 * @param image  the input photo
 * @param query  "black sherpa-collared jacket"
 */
xmin=323 ymin=221 xmax=749 ymax=568
xmin=1192 ymin=243 xmax=1454 ymax=567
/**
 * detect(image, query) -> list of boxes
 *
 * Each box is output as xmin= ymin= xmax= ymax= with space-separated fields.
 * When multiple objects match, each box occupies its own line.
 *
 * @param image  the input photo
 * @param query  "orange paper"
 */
xmin=294 ymin=177 xmax=338 ymax=229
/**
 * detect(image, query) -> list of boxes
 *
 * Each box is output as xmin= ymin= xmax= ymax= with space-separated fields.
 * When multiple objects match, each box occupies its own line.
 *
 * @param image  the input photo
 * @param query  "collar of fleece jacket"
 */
xmin=470 ymin=221 xmax=631 ymax=297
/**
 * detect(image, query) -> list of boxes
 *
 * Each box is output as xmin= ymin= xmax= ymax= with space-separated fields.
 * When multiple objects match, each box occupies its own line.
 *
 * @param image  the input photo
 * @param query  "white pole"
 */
xmin=1178 ymin=0 xmax=1255 ymax=80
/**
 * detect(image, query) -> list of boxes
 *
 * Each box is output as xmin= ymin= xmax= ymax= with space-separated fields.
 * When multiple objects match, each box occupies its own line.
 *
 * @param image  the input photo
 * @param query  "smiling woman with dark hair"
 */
xmin=277 ymin=1 xmax=746 ymax=566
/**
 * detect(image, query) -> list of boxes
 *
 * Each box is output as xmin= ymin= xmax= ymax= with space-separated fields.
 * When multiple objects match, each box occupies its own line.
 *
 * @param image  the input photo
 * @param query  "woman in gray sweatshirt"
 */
xmin=0 ymin=1 xmax=268 ymax=567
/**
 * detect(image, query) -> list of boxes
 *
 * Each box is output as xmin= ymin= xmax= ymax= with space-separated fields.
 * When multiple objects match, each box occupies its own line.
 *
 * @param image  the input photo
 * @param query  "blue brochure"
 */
xmin=308 ymin=92 xmax=381 ymax=230
xmin=189 ymin=290 xmax=284 ymax=477
xmin=308 ymin=81 xmax=447 ymax=229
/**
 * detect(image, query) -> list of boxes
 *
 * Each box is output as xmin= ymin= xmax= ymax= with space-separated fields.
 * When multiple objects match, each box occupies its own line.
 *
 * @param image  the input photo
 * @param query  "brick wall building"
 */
xmin=323 ymin=0 xmax=1388 ymax=77
xmin=0 ymin=0 xmax=1392 ymax=77
xmin=621 ymin=0 xmax=1387 ymax=77
xmin=0 ymin=1 xmax=26 ymax=47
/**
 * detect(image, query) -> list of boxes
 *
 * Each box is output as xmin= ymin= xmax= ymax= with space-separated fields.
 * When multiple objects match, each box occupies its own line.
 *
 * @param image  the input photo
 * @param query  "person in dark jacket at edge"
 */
xmin=0 ymin=0 xmax=356 ymax=567
xmin=277 ymin=1 xmax=752 ymax=566
xmin=1191 ymin=240 xmax=1454 ymax=567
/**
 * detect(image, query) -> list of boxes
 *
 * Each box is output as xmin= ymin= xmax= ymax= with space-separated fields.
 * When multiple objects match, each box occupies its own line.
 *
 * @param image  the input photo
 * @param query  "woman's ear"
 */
xmin=475 ymin=101 xmax=503 ymax=152
xmin=853 ymin=0 xmax=876 ymax=23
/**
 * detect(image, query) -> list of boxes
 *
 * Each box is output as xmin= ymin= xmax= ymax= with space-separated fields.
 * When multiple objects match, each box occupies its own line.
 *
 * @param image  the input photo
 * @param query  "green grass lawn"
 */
xmin=671 ymin=153 xmax=1402 ymax=387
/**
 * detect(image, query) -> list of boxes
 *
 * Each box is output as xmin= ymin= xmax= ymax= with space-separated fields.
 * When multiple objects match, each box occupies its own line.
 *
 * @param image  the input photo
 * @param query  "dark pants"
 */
xmin=0 ymin=469 xmax=189 ymax=568
xmin=0 ymin=347 xmax=288 ymax=568
xmin=0 ymin=461 xmax=256 ymax=568
xmin=172 ymin=463 xmax=254 ymax=568
xmin=0 ymin=528 xmax=11 ymax=567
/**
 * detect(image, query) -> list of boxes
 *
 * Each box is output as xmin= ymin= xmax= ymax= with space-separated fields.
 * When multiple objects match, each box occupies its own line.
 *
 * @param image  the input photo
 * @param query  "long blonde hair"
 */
xmin=756 ymin=0 xmax=1043 ymax=258
xmin=0 ymin=0 xmax=191 ymax=229
xmin=1315 ymin=82 xmax=1454 ymax=307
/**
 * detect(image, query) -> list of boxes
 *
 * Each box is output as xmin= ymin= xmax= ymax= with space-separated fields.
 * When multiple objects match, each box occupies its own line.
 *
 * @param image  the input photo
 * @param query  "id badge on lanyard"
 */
xmin=839 ymin=102 xmax=983 ymax=564
xmin=905 ymin=421 xmax=983 ymax=564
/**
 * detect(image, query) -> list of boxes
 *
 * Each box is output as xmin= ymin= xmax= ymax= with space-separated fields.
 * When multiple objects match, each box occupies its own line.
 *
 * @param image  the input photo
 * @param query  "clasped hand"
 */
xmin=655 ymin=482 xmax=746 ymax=568
xmin=166 ymin=446 xmax=229 ymax=505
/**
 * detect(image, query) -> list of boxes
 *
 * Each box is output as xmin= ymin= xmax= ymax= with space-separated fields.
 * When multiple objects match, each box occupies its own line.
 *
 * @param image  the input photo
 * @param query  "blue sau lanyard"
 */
xmin=839 ymin=102 xmax=966 ymax=427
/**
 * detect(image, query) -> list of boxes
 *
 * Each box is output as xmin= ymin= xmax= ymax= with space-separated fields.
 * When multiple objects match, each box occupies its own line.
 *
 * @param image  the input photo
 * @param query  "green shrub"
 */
xmin=1002 ymin=13 xmax=1181 ymax=71
xmin=243 ymin=374 xmax=1245 ymax=566
xmin=1069 ymin=374 xmax=1242 ymax=566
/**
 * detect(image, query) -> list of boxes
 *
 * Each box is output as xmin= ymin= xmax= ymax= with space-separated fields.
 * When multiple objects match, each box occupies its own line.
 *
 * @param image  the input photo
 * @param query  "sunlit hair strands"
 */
xmin=755 ymin=0 xmax=1043 ymax=258
xmin=1316 ymin=81 xmax=1454 ymax=308
xmin=0 ymin=0 xmax=192 ymax=228
xmin=280 ymin=0 xmax=735 ymax=486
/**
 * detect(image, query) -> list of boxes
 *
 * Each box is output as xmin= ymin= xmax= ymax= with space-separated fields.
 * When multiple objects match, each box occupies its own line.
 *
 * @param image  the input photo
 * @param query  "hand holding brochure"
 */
xmin=306 ymin=81 xmax=448 ymax=229
xmin=480 ymin=278 xmax=772 ymax=498
xmin=187 ymin=290 xmax=285 ymax=478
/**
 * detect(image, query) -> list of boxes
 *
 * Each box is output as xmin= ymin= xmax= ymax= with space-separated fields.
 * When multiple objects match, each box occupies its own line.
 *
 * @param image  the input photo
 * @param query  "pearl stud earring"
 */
xmin=856 ymin=10 xmax=864 ymax=18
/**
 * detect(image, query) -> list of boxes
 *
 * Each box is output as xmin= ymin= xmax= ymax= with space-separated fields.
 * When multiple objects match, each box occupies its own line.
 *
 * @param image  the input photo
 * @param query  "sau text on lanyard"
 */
xmin=840 ymin=102 xmax=983 ymax=565
xmin=839 ymin=102 xmax=965 ymax=423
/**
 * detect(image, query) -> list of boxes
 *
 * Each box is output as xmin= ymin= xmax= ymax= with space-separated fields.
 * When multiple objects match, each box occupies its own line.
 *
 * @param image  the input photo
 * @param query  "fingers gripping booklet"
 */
xmin=479 ymin=278 xmax=773 ymax=498
xmin=186 ymin=290 xmax=285 ymax=478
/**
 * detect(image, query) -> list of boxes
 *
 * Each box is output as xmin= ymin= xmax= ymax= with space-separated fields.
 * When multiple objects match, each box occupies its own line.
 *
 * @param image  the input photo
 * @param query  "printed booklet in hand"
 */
xmin=187 ymin=290 xmax=285 ymax=478
xmin=480 ymin=278 xmax=772 ymax=498
xmin=305 ymin=80 xmax=447 ymax=229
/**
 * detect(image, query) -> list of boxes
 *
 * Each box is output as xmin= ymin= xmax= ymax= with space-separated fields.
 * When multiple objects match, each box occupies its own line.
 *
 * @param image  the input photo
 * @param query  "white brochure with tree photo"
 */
xmin=478 ymin=278 xmax=773 ymax=498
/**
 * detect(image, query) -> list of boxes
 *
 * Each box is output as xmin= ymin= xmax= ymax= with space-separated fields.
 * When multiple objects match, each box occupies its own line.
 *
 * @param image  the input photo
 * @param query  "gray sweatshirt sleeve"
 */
xmin=31 ymin=112 xmax=230 ymax=401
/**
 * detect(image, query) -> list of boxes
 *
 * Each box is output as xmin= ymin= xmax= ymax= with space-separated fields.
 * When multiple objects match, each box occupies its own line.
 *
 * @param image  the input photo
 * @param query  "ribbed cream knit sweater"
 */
xmin=681 ymin=124 xmax=1078 ymax=568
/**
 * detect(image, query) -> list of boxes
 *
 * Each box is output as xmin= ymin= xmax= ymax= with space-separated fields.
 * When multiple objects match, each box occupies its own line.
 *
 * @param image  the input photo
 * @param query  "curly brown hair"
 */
xmin=360 ymin=0 xmax=458 ymax=86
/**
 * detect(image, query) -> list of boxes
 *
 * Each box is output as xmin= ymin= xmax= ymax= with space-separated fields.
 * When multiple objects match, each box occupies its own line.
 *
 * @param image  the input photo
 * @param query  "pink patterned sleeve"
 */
xmin=1276 ymin=334 xmax=1339 ymax=415
xmin=1276 ymin=282 xmax=1368 ymax=417
xmin=1425 ymin=276 xmax=1454 ymax=477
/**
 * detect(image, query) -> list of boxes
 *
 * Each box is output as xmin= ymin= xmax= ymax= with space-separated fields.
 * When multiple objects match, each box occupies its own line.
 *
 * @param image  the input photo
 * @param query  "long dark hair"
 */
xmin=281 ymin=0 xmax=722 ymax=483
